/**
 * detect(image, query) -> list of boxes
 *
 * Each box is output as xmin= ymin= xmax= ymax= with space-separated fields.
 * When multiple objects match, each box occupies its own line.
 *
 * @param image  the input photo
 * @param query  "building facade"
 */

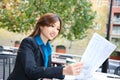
xmin=111 ymin=0 xmax=120 ymax=51
xmin=90 ymin=0 xmax=120 ymax=51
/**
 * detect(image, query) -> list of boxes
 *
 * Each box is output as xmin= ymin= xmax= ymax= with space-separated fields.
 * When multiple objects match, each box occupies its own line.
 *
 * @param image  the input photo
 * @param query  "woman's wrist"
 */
xmin=63 ymin=67 xmax=67 ymax=75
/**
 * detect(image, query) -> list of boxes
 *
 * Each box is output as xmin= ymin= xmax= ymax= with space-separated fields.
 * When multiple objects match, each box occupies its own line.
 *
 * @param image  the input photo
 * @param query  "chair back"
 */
xmin=0 ymin=46 xmax=3 ymax=52
xmin=114 ymin=66 xmax=120 ymax=76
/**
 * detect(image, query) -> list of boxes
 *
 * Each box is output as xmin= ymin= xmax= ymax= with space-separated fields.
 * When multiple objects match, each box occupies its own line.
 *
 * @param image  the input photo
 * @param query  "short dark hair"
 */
xmin=15 ymin=41 xmax=20 ymax=44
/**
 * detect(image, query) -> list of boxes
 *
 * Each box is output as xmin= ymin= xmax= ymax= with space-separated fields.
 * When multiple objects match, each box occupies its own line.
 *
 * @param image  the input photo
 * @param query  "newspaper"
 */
xmin=75 ymin=33 xmax=116 ymax=80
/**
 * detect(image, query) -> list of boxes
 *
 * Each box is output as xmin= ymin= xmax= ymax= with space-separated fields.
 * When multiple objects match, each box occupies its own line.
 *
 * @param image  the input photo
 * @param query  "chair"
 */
xmin=0 ymin=45 xmax=3 ymax=52
xmin=114 ymin=66 xmax=120 ymax=76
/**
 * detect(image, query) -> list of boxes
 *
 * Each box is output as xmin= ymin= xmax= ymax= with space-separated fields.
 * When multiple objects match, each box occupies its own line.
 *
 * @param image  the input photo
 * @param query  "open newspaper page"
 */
xmin=75 ymin=33 xmax=116 ymax=80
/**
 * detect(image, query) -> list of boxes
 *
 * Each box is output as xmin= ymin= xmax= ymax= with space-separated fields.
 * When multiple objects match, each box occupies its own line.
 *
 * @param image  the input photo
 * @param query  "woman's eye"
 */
xmin=51 ymin=25 xmax=54 ymax=27
xmin=57 ymin=28 xmax=60 ymax=31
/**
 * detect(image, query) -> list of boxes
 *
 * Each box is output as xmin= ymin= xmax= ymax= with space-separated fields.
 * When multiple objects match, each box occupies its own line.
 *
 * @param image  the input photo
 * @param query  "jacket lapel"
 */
xmin=38 ymin=46 xmax=45 ymax=63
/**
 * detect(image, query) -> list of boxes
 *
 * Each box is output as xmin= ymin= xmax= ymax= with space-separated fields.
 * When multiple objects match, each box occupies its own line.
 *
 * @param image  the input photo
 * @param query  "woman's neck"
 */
xmin=40 ymin=34 xmax=48 ymax=45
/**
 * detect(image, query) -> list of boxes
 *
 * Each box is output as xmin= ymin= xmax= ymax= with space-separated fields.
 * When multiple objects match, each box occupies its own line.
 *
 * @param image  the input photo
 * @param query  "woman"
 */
xmin=7 ymin=13 xmax=83 ymax=80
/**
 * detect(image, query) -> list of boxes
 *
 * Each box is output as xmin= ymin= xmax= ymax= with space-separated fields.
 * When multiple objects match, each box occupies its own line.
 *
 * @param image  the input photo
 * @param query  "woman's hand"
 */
xmin=63 ymin=62 xmax=83 ymax=76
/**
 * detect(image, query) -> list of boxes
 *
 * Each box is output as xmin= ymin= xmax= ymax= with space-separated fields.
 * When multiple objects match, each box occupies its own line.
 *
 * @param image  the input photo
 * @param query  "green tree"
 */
xmin=0 ymin=0 xmax=95 ymax=40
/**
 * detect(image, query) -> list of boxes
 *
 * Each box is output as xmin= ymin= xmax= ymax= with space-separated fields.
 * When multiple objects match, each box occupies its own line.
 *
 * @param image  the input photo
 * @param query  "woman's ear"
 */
xmin=39 ymin=26 xmax=43 ymax=31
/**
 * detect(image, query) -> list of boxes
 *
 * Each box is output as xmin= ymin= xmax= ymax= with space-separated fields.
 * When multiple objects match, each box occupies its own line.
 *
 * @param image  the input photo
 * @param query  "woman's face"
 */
xmin=40 ymin=20 xmax=60 ymax=43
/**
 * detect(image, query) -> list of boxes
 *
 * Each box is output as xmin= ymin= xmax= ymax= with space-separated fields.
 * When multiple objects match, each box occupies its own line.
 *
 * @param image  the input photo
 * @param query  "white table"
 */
xmin=64 ymin=72 xmax=120 ymax=80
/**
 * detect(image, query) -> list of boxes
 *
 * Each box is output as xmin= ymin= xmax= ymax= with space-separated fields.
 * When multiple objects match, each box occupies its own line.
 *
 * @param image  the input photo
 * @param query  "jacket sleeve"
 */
xmin=17 ymin=37 xmax=65 ymax=79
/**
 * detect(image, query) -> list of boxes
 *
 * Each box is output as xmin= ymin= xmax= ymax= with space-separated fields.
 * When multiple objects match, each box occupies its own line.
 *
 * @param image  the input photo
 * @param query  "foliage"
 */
xmin=111 ymin=51 xmax=118 ymax=56
xmin=111 ymin=51 xmax=120 ymax=56
xmin=0 ymin=0 xmax=95 ymax=40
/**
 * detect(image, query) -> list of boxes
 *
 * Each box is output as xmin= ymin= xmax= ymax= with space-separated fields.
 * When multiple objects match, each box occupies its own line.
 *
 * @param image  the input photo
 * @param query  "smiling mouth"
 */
xmin=50 ymin=33 xmax=55 ymax=38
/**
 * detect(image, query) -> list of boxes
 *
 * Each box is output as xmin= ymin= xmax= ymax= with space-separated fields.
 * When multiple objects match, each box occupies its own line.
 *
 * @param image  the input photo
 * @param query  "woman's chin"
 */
xmin=48 ymin=38 xmax=53 ymax=41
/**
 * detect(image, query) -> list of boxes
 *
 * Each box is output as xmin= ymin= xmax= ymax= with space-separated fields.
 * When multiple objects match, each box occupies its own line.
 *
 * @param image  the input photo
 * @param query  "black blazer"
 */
xmin=7 ymin=37 xmax=64 ymax=80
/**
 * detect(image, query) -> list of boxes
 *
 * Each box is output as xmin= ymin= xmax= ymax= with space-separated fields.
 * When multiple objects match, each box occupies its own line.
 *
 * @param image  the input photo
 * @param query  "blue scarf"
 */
xmin=35 ymin=35 xmax=52 ymax=67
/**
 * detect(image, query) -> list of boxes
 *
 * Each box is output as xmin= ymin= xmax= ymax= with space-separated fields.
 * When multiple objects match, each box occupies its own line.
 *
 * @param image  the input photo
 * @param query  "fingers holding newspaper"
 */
xmin=63 ymin=62 xmax=83 ymax=76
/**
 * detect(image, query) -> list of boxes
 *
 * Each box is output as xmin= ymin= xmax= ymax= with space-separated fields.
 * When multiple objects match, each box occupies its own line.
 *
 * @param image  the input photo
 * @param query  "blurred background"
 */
xmin=0 ymin=0 xmax=120 ymax=79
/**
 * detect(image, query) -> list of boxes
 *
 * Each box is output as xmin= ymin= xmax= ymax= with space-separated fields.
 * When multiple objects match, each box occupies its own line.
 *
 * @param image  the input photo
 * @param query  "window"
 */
xmin=111 ymin=38 xmax=120 ymax=49
xmin=112 ymin=26 xmax=120 ymax=35
xmin=113 ymin=13 xmax=120 ymax=24
xmin=114 ymin=0 xmax=120 ymax=6
xmin=94 ymin=23 xmax=101 ymax=30
xmin=97 ymin=0 xmax=102 ymax=7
